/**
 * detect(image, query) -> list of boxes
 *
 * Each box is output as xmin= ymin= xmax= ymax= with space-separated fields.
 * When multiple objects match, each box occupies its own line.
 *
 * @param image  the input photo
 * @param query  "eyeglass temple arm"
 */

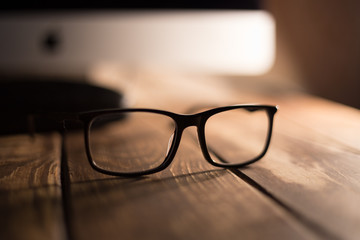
xmin=184 ymin=103 xmax=263 ymax=114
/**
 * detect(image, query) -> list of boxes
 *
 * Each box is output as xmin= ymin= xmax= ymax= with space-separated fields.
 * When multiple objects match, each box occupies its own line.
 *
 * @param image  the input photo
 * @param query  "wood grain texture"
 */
xmin=1 ymin=69 xmax=359 ymax=240
xmin=65 ymin=129 xmax=320 ymax=240
xmin=64 ymin=70 xmax=360 ymax=240
xmin=0 ymin=133 xmax=66 ymax=240
xmin=192 ymin=76 xmax=360 ymax=239
xmin=121 ymin=70 xmax=360 ymax=239
xmin=238 ymin=94 xmax=360 ymax=240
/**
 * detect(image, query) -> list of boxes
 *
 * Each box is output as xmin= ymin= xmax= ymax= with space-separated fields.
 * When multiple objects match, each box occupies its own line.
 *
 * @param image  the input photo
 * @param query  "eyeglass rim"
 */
xmin=80 ymin=104 xmax=278 ymax=177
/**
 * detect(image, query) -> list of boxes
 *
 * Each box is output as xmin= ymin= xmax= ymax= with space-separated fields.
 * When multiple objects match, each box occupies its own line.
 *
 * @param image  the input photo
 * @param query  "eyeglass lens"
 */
xmin=205 ymin=108 xmax=269 ymax=165
xmin=88 ymin=112 xmax=175 ymax=174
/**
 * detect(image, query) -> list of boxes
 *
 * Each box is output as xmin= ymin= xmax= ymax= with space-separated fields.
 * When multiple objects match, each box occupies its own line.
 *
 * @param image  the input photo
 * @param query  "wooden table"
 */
xmin=1 ymin=71 xmax=360 ymax=240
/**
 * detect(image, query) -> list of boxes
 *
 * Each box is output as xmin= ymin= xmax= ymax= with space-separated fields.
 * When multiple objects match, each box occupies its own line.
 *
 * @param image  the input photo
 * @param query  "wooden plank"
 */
xmin=72 ymin=69 xmax=359 ymax=239
xmin=0 ymin=133 xmax=66 ymax=240
xmin=65 ymin=128 xmax=320 ymax=240
xmin=189 ymin=75 xmax=360 ymax=239
xmin=224 ymin=94 xmax=360 ymax=240
xmin=222 ymin=76 xmax=360 ymax=149
xmin=275 ymin=93 xmax=360 ymax=150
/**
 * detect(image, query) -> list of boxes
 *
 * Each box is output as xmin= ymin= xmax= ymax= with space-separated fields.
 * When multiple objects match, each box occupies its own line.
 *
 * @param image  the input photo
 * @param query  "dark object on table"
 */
xmin=0 ymin=78 xmax=123 ymax=135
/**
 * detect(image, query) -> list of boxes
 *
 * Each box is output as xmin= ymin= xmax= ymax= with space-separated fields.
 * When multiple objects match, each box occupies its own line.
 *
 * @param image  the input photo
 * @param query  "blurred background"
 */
xmin=264 ymin=0 xmax=360 ymax=109
xmin=0 ymin=0 xmax=359 ymax=108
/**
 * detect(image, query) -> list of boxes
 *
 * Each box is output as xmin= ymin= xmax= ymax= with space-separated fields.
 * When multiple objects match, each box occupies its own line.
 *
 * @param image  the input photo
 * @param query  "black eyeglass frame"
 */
xmin=74 ymin=104 xmax=278 ymax=177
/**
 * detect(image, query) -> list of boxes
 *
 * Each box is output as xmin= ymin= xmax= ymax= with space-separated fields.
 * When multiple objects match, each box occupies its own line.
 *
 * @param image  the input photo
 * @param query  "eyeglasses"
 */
xmin=30 ymin=104 xmax=277 ymax=177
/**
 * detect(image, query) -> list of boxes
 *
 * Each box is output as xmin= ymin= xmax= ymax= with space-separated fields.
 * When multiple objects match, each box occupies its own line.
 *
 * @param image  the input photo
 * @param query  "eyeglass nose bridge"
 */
xmin=163 ymin=113 xmax=204 ymax=156
xmin=175 ymin=113 xmax=204 ymax=130
xmin=167 ymin=113 xmax=208 ymax=159
xmin=167 ymin=113 xmax=220 ymax=170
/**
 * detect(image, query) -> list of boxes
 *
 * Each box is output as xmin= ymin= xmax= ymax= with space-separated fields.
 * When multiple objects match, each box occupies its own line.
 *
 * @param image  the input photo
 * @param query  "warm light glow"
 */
xmin=0 ymin=11 xmax=275 ymax=76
